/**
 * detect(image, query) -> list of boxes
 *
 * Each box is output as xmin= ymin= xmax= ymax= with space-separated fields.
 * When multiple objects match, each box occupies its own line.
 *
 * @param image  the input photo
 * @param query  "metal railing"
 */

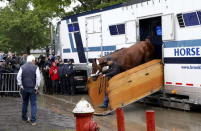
xmin=0 ymin=73 xmax=19 ymax=93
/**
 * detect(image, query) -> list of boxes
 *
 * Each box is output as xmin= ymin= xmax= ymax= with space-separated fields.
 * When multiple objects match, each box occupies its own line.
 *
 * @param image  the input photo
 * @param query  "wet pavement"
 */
xmin=0 ymin=96 xmax=75 ymax=131
xmin=1 ymin=94 xmax=201 ymax=131
xmin=41 ymin=94 xmax=201 ymax=131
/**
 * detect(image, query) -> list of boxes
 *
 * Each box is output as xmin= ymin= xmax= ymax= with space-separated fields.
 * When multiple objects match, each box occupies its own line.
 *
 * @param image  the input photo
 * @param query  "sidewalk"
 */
xmin=0 ymin=97 xmax=75 ymax=131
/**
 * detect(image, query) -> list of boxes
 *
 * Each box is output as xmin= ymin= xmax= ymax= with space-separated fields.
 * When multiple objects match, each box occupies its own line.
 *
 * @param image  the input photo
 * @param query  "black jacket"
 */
xmin=104 ymin=62 xmax=121 ymax=78
xmin=62 ymin=64 xmax=74 ymax=77
xmin=58 ymin=64 xmax=64 ymax=78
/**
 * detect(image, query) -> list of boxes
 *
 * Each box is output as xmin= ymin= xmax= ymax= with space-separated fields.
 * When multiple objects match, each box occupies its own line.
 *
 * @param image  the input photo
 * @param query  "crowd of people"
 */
xmin=0 ymin=53 xmax=76 ymax=96
xmin=42 ymin=57 xmax=75 ymax=95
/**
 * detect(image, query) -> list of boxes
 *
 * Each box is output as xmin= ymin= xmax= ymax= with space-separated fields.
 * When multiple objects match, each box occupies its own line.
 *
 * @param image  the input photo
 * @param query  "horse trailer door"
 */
xmin=126 ymin=20 xmax=137 ymax=44
xmin=86 ymin=15 xmax=102 ymax=55
xmin=162 ymin=14 xmax=175 ymax=41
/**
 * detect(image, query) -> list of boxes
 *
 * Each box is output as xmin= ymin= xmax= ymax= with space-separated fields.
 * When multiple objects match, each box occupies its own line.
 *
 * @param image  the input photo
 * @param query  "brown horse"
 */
xmin=92 ymin=39 xmax=155 ymax=74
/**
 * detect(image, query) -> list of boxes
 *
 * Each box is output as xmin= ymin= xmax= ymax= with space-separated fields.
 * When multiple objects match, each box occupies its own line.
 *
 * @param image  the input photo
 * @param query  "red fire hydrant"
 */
xmin=73 ymin=99 xmax=99 ymax=131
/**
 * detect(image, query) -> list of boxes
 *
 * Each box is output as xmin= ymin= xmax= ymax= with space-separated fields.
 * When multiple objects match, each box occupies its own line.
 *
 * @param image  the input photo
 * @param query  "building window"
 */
xmin=68 ymin=23 xmax=80 ymax=32
xmin=109 ymin=24 xmax=125 ymax=35
xmin=177 ymin=11 xmax=201 ymax=28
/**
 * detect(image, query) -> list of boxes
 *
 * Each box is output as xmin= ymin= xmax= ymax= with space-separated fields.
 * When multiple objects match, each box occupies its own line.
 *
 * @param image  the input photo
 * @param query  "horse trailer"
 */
xmin=55 ymin=0 xmax=201 ymax=109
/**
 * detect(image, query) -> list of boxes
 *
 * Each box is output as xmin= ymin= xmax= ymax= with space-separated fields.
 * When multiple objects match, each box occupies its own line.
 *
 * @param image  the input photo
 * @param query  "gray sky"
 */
xmin=0 ymin=1 xmax=7 ymax=8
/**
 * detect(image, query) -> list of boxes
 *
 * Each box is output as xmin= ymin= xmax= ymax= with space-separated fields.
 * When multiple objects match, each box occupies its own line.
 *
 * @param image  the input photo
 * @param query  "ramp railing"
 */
xmin=0 ymin=73 xmax=19 ymax=93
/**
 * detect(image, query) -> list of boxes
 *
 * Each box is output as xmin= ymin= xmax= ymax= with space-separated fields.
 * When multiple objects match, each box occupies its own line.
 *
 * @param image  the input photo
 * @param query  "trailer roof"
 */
xmin=61 ymin=0 xmax=150 ymax=20
xmin=62 ymin=3 xmax=123 ymax=20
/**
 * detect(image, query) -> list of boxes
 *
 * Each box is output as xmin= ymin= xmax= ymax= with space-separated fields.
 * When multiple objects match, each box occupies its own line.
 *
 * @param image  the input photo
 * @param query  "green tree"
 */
xmin=0 ymin=0 xmax=56 ymax=54
xmin=0 ymin=0 xmax=128 ymax=53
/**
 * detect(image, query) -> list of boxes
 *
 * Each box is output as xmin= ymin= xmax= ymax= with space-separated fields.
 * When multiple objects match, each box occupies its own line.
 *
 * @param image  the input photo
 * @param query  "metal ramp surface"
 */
xmin=87 ymin=59 xmax=164 ymax=115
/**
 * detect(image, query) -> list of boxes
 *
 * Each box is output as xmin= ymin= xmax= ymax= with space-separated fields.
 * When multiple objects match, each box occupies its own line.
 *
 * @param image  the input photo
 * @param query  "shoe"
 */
xmin=31 ymin=122 xmax=37 ymax=126
xmin=22 ymin=117 xmax=30 ymax=123
xmin=98 ymin=105 xmax=108 ymax=108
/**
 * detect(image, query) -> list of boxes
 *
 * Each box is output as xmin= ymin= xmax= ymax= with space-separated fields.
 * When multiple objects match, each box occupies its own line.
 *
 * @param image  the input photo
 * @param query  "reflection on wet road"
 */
xmin=41 ymin=94 xmax=201 ymax=131
xmin=1 ymin=94 xmax=201 ymax=131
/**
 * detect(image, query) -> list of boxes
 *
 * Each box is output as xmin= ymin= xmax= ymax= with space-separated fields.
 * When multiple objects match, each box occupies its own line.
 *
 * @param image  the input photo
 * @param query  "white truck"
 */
xmin=55 ymin=0 xmax=201 ymax=109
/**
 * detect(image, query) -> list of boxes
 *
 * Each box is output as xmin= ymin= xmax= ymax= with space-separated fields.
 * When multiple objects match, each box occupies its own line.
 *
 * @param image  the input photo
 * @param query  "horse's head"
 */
xmin=91 ymin=57 xmax=110 ymax=75
xmin=91 ymin=59 xmax=101 ymax=75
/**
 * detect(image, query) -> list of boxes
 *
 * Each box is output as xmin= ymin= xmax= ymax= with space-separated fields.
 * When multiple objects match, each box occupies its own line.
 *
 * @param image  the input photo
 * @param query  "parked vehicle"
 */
xmin=55 ymin=0 xmax=201 ymax=109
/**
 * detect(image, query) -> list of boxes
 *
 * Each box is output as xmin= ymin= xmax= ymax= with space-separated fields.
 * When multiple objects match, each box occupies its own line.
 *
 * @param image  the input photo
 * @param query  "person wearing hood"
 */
xmin=49 ymin=62 xmax=59 ymax=94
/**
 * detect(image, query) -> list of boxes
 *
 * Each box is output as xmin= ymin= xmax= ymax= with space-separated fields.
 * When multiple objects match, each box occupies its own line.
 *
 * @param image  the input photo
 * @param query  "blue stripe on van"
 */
xmin=164 ymin=57 xmax=201 ymax=64
xmin=63 ymin=45 xmax=116 ymax=53
xmin=63 ymin=48 xmax=71 ymax=53
xmin=74 ymin=32 xmax=87 ymax=63
xmin=164 ymin=39 xmax=201 ymax=48
xmin=86 ymin=46 xmax=116 ymax=52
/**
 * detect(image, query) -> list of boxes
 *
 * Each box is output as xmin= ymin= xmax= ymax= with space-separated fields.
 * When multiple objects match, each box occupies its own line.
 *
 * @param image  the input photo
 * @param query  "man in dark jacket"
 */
xmin=62 ymin=59 xmax=75 ymax=95
xmin=17 ymin=55 xmax=41 ymax=125
xmin=58 ymin=61 xmax=64 ymax=94
xmin=99 ymin=58 xmax=121 ymax=108
xmin=102 ymin=60 xmax=121 ymax=78
xmin=67 ymin=60 xmax=75 ymax=95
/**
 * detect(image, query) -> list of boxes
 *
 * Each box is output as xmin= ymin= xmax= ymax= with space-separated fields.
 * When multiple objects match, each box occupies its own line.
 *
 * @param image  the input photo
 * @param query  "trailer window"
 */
xmin=177 ymin=11 xmax=201 ymax=28
xmin=73 ymin=23 xmax=80 ymax=31
xmin=197 ymin=11 xmax=201 ymax=23
xmin=109 ymin=24 xmax=125 ymax=35
xmin=177 ymin=14 xmax=185 ymax=28
xmin=109 ymin=25 xmax=118 ymax=35
xmin=68 ymin=23 xmax=79 ymax=32
xmin=183 ymin=12 xmax=199 ymax=26
xmin=68 ymin=24 xmax=74 ymax=32
xmin=117 ymin=24 xmax=125 ymax=34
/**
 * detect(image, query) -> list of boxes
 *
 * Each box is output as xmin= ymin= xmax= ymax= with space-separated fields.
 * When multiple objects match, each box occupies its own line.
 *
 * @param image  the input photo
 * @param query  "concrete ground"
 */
xmin=44 ymin=94 xmax=201 ymax=131
xmin=0 ymin=96 xmax=75 ymax=131
xmin=1 ymin=93 xmax=201 ymax=131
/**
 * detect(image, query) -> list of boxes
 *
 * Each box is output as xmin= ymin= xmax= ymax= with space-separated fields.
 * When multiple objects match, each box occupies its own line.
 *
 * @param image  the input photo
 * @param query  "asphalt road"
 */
xmin=1 ymin=94 xmax=201 ymax=131
xmin=0 ymin=96 xmax=75 ymax=131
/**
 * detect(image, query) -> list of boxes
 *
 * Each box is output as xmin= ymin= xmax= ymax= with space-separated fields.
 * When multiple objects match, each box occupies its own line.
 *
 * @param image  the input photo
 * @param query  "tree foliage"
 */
xmin=0 ymin=0 xmax=68 ymax=54
xmin=0 ymin=0 xmax=128 ymax=53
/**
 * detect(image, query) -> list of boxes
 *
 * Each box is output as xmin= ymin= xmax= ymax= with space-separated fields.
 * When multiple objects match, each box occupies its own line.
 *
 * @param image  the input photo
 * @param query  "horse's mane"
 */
xmin=114 ymin=48 xmax=125 ymax=53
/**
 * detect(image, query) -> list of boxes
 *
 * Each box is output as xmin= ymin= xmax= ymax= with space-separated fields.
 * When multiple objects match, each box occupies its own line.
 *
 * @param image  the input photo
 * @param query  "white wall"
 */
xmin=60 ymin=0 xmax=201 ymax=60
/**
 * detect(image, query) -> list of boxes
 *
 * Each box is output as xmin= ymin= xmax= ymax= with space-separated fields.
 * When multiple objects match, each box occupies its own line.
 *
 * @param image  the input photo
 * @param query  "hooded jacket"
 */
xmin=49 ymin=62 xmax=59 ymax=80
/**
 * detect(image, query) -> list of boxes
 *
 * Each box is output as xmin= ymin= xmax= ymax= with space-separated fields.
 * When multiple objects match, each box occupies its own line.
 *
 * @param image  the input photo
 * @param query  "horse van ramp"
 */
xmin=87 ymin=59 xmax=164 ymax=115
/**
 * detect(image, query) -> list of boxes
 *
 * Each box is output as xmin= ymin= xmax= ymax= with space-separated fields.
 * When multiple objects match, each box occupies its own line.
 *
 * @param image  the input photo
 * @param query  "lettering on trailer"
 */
xmin=174 ymin=47 xmax=201 ymax=56
xmin=104 ymin=51 xmax=113 ymax=56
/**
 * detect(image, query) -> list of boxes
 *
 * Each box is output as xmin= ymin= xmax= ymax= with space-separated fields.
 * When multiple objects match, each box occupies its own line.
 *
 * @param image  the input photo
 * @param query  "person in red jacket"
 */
xmin=49 ymin=62 xmax=59 ymax=94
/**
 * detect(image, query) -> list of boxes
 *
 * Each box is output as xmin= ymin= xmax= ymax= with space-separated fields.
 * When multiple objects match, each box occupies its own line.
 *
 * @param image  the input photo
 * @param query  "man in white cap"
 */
xmin=17 ymin=55 xmax=41 ymax=125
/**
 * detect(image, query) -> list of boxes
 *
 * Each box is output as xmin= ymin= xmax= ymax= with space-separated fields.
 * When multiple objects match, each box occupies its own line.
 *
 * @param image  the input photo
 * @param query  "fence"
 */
xmin=0 ymin=73 xmax=19 ymax=93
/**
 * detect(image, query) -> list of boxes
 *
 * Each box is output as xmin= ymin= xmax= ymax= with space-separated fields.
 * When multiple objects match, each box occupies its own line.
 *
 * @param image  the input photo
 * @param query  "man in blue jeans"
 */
xmin=99 ymin=58 xmax=121 ymax=108
xmin=17 ymin=55 xmax=41 ymax=126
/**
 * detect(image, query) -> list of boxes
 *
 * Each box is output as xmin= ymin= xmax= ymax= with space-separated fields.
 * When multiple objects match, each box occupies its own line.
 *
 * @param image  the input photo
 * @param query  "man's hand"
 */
xmin=19 ymin=85 xmax=24 ymax=90
xmin=35 ymin=89 xmax=39 ymax=94
xmin=53 ymin=69 xmax=57 ymax=74
xmin=102 ymin=74 xmax=106 ymax=77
